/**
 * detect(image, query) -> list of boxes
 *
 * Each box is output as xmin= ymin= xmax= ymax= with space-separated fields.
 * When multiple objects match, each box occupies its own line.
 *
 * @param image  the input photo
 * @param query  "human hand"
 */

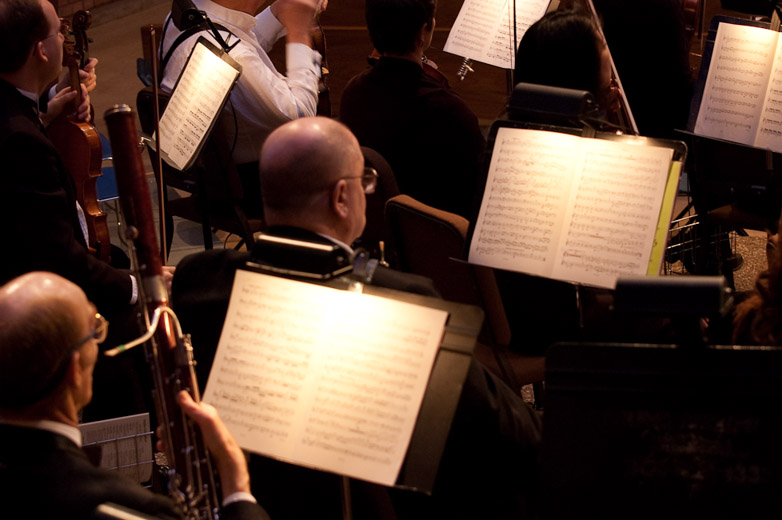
xmin=270 ymin=0 xmax=318 ymax=45
xmin=40 ymin=87 xmax=79 ymax=127
xmin=74 ymin=83 xmax=92 ymax=122
xmin=81 ymin=57 xmax=98 ymax=93
xmin=162 ymin=265 xmax=176 ymax=292
xmin=175 ymin=391 xmax=251 ymax=497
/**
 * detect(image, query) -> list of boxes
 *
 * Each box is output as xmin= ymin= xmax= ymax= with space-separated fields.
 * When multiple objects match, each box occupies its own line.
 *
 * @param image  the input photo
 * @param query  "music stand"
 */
xmin=542 ymin=276 xmax=782 ymax=519
xmin=203 ymin=243 xmax=484 ymax=519
xmin=675 ymin=15 xmax=782 ymax=281
xmin=542 ymin=341 xmax=782 ymax=519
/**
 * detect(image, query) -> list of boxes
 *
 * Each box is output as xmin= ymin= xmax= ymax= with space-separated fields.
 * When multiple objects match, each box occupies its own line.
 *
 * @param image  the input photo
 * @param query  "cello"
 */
xmin=47 ymin=11 xmax=111 ymax=263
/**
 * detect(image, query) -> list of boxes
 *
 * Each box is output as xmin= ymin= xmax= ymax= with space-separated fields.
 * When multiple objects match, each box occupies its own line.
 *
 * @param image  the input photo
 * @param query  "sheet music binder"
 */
xmin=210 ymin=265 xmax=484 ymax=494
xmin=465 ymin=119 xmax=687 ymax=289
xmin=156 ymin=36 xmax=241 ymax=171
xmin=677 ymin=15 xmax=782 ymax=228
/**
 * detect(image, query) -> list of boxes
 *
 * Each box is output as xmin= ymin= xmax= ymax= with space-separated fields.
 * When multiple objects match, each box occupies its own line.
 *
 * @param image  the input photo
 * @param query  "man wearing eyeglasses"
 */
xmin=0 ymin=0 xmax=170 ymax=421
xmin=171 ymin=117 xmax=542 ymax=519
xmin=0 ymin=271 xmax=270 ymax=519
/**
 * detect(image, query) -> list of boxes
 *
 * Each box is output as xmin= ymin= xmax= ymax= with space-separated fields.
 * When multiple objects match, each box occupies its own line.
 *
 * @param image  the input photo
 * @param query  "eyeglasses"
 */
xmin=338 ymin=167 xmax=378 ymax=194
xmin=72 ymin=313 xmax=109 ymax=351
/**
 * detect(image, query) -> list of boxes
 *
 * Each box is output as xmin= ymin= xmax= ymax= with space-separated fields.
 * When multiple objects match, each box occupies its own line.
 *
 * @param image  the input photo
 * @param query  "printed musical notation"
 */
xmin=695 ymin=22 xmax=782 ymax=154
xmin=469 ymin=127 xmax=675 ymax=289
xmin=158 ymin=38 xmax=240 ymax=170
xmin=79 ymin=413 xmax=153 ymax=484
xmin=203 ymin=271 xmax=447 ymax=486
xmin=443 ymin=0 xmax=550 ymax=69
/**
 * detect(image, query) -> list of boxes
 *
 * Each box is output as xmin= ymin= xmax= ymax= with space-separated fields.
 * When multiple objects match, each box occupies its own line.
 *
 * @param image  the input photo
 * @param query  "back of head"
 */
xmin=260 ymin=116 xmax=363 ymax=221
xmin=0 ymin=0 xmax=49 ymax=74
xmin=514 ymin=9 xmax=603 ymax=96
xmin=366 ymin=0 xmax=436 ymax=55
xmin=0 ymin=272 xmax=82 ymax=409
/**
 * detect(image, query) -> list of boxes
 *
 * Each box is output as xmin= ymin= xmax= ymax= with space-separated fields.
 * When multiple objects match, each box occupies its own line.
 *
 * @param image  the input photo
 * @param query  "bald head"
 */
xmin=260 ymin=117 xmax=366 ymax=242
xmin=0 ymin=272 xmax=87 ymax=409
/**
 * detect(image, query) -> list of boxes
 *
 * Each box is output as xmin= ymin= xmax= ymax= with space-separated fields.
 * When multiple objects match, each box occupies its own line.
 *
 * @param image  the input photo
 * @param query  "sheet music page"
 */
xmin=553 ymin=139 xmax=674 ymax=288
xmin=157 ymin=40 xmax=239 ymax=170
xmin=694 ymin=22 xmax=778 ymax=146
xmin=79 ymin=413 xmax=152 ymax=484
xmin=203 ymin=271 xmax=448 ymax=486
xmin=468 ymin=127 xmax=580 ymax=277
xmin=754 ymin=35 xmax=782 ymax=152
xmin=443 ymin=0 xmax=550 ymax=69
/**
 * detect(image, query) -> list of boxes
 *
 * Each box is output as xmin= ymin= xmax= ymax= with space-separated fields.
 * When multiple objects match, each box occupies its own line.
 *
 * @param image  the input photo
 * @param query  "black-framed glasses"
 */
xmin=72 ymin=313 xmax=109 ymax=351
xmin=339 ymin=167 xmax=378 ymax=194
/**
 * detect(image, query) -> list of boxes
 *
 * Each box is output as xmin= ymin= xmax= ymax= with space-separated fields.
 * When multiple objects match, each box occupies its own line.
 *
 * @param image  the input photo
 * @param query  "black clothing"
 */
xmin=0 ymin=424 xmax=269 ymax=520
xmin=0 ymin=79 xmax=132 ymax=314
xmin=340 ymin=57 xmax=486 ymax=219
xmin=171 ymin=226 xmax=542 ymax=519
xmin=0 ymin=79 xmax=150 ymax=421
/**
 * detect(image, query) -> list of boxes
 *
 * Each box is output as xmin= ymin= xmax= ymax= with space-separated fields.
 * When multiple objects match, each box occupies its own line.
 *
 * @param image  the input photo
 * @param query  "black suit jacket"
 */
xmin=0 ymin=79 xmax=132 ymax=315
xmin=172 ymin=227 xmax=542 ymax=519
xmin=0 ymin=424 xmax=268 ymax=519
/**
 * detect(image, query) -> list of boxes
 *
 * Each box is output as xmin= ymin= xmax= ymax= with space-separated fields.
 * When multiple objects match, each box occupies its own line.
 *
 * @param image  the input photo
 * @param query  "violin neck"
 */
xmin=68 ymin=62 xmax=83 ymax=110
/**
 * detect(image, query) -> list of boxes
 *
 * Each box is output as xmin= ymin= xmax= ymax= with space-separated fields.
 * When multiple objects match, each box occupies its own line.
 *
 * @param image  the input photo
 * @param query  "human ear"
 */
xmin=35 ymin=40 xmax=49 ymax=65
xmin=330 ymin=179 xmax=350 ymax=219
xmin=65 ymin=351 xmax=81 ymax=389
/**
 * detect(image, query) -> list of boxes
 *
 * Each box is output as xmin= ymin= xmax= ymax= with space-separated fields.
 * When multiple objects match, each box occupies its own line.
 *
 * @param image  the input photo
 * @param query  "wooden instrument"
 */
xmin=105 ymin=104 xmax=221 ymax=520
xmin=583 ymin=0 xmax=640 ymax=135
xmin=47 ymin=11 xmax=111 ymax=262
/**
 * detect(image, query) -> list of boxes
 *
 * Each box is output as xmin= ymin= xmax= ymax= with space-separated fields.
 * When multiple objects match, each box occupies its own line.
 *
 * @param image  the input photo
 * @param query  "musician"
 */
xmin=159 ymin=0 xmax=323 ymax=212
xmin=339 ymin=0 xmax=486 ymax=220
xmin=0 ymin=0 xmax=170 ymax=420
xmin=172 ymin=117 xmax=542 ymax=519
xmin=513 ymin=8 xmax=620 ymax=118
xmin=0 ymin=272 xmax=269 ymax=519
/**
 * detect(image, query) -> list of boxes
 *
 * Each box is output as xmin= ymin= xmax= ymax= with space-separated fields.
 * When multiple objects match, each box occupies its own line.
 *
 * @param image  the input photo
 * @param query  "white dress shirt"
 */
xmin=160 ymin=0 xmax=321 ymax=164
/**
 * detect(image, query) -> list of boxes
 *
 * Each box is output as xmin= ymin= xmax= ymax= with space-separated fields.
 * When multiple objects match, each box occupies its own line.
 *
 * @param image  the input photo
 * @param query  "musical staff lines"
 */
xmin=204 ymin=271 xmax=447 ymax=486
xmin=695 ymin=22 xmax=782 ymax=152
xmin=469 ymin=128 xmax=674 ymax=289
xmin=443 ymin=0 xmax=549 ymax=69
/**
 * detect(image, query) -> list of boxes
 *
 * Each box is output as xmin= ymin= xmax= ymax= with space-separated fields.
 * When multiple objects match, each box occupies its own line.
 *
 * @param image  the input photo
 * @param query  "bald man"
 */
xmin=172 ymin=117 xmax=542 ymax=519
xmin=0 ymin=272 xmax=269 ymax=519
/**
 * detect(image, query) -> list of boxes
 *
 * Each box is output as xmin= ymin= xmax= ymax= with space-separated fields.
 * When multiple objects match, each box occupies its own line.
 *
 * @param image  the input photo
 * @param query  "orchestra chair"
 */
xmin=385 ymin=194 xmax=545 ymax=394
xmin=357 ymin=146 xmax=399 ymax=267
xmin=136 ymin=86 xmax=263 ymax=252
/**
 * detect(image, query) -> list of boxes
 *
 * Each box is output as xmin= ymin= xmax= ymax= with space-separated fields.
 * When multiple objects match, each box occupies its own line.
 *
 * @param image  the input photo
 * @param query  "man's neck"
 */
xmin=382 ymin=51 xmax=424 ymax=66
xmin=0 ymin=70 xmax=47 ymax=98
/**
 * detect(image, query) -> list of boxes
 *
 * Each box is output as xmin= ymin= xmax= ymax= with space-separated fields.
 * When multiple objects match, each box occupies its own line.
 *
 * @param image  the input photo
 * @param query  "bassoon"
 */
xmin=104 ymin=105 xmax=221 ymax=519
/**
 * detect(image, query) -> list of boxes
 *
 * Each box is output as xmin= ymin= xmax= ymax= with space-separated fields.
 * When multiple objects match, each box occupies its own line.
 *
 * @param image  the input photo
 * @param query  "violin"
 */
xmin=47 ymin=11 xmax=111 ymax=263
